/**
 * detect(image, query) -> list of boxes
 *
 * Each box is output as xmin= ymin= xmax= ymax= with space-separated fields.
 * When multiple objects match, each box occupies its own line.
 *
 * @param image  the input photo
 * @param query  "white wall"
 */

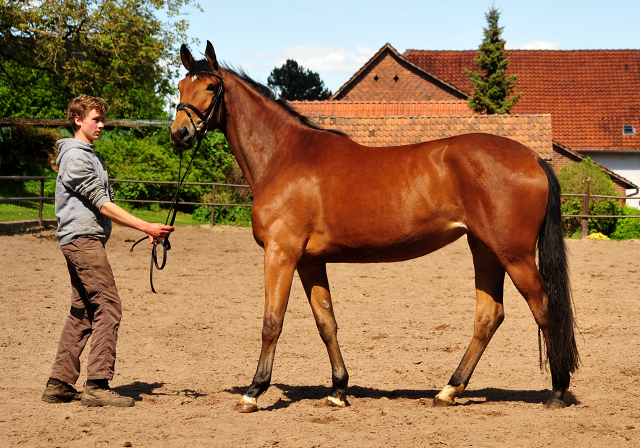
xmin=582 ymin=151 xmax=640 ymax=208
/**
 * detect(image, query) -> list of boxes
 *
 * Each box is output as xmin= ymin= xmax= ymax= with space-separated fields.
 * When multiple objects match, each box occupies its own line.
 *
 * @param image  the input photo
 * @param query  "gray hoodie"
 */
xmin=55 ymin=138 xmax=115 ymax=245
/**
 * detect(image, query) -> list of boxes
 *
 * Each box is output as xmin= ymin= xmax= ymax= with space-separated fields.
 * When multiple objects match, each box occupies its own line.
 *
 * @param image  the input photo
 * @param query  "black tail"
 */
xmin=536 ymin=159 xmax=580 ymax=387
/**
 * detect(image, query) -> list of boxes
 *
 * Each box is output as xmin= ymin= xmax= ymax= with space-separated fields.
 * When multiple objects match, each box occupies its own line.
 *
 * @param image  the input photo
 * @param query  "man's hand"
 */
xmin=146 ymin=223 xmax=175 ymax=244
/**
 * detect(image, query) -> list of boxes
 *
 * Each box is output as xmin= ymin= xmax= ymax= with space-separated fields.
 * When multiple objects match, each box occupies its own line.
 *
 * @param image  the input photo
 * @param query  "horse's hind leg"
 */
xmin=235 ymin=245 xmax=297 ymax=413
xmin=434 ymin=234 xmax=505 ymax=406
xmin=297 ymin=263 xmax=349 ymax=407
xmin=503 ymin=257 xmax=570 ymax=409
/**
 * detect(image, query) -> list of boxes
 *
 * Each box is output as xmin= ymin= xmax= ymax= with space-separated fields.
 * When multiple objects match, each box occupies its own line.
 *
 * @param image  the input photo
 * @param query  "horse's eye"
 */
xmin=206 ymin=84 xmax=216 ymax=91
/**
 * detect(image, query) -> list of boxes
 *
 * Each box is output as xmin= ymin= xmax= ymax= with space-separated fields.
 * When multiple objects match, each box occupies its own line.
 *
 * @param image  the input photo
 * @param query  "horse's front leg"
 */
xmin=235 ymin=245 xmax=297 ymax=413
xmin=297 ymin=263 xmax=349 ymax=407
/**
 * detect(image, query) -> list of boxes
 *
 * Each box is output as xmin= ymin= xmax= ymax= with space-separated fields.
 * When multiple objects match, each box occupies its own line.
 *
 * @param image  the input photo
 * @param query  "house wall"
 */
xmin=581 ymin=151 xmax=640 ymax=207
xmin=335 ymin=52 xmax=464 ymax=102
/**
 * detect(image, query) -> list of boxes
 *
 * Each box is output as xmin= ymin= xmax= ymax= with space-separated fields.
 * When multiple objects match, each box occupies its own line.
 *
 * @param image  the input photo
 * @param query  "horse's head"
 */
xmin=171 ymin=41 xmax=225 ymax=150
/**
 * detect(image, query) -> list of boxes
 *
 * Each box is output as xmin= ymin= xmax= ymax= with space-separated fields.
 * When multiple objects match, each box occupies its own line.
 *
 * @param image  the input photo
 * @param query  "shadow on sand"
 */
xmin=223 ymin=383 xmax=578 ymax=411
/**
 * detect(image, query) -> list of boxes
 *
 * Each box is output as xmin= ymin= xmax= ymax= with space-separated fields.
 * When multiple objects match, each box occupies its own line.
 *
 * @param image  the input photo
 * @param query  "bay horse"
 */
xmin=171 ymin=42 xmax=579 ymax=412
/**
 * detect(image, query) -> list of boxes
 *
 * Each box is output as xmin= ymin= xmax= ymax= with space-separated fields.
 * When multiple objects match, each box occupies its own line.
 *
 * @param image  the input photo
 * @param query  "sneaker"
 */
xmin=81 ymin=384 xmax=134 ymax=408
xmin=42 ymin=380 xmax=82 ymax=403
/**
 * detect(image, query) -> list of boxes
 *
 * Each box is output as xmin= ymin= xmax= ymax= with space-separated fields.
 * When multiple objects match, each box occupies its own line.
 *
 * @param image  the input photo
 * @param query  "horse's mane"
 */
xmin=188 ymin=60 xmax=349 ymax=138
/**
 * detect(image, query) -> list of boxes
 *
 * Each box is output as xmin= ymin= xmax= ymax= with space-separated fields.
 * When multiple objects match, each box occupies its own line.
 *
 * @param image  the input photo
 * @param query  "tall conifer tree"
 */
xmin=465 ymin=6 xmax=521 ymax=114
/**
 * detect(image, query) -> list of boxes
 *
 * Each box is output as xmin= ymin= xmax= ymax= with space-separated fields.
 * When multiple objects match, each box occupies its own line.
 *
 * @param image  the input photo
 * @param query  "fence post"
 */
xmin=38 ymin=177 xmax=44 ymax=226
xmin=581 ymin=177 xmax=591 ymax=239
xmin=210 ymin=183 xmax=216 ymax=227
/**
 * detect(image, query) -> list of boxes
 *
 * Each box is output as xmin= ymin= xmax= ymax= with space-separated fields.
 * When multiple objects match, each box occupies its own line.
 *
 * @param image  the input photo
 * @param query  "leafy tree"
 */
xmin=557 ymin=158 xmax=622 ymax=237
xmin=267 ymin=59 xmax=331 ymax=101
xmin=465 ymin=6 xmax=521 ymax=114
xmin=0 ymin=0 xmax=199 ymax=119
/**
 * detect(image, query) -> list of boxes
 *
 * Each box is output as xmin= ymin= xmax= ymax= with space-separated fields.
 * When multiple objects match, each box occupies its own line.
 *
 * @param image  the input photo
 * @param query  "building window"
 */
xmin=394 ymin=75 xmax=399 ymax=82
xmin=623 ymin=125 xmax=636 ymax=135
xmin=373 ymin=75 xmax=379 ymax=81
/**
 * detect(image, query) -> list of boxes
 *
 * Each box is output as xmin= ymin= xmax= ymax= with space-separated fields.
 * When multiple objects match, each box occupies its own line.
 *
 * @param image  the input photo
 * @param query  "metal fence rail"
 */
xmin=2 ymin=175 xmax=640 ymax=236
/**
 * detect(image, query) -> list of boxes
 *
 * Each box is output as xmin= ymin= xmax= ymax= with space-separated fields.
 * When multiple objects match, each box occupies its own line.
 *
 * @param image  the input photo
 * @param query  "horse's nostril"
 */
xmin=171 ymin=126 xmax=190 ymax=145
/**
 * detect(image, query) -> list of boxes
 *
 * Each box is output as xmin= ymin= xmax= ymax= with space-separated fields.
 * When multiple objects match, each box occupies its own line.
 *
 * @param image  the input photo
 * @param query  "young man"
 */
xmin=42 ymin=95 xmax=175 ymax=407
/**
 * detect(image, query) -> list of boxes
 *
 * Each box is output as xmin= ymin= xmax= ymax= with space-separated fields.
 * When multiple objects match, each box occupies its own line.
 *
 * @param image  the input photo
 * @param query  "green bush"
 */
xmin=558 ymin=158 xmax=622 ymax=237
xmin=192 ymin=205 xmax=252 ymax=226
xmin=610 ymin=205 xmax=640 ymax=240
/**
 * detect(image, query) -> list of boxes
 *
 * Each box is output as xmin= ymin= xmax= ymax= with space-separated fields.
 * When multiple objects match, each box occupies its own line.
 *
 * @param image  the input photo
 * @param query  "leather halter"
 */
xmin=131 ymin=71 xmax=225 ymax=293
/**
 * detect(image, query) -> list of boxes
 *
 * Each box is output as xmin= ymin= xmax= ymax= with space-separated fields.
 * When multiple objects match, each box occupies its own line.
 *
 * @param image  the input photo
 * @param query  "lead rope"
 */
xmin=130 ymin=73 xmax=225 ymax=293
xmin=130 ymin=137 xmax=204 ymax=292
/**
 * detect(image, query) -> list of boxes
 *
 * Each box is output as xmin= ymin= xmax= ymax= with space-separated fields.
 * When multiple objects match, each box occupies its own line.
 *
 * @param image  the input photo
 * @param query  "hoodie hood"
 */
xmin=56 ymin=138 xmax=96 ymax=166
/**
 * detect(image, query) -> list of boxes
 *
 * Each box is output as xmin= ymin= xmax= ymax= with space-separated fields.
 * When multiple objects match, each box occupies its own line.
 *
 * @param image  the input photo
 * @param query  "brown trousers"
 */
xmin=50 ymin=236 xmax=122 ymax=385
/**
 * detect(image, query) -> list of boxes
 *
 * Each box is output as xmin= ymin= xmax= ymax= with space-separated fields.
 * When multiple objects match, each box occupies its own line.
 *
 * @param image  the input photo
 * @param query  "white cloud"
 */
xmin=506 ymin=40 xmax=561 ymax=50
xmin=249 ymin=45 xmax=376 ymax=72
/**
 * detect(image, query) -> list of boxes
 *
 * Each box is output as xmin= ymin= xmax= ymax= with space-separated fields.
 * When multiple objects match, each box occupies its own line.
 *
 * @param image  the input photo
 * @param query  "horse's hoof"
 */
xmin=543 ymin=397 xmax=566 ymax=409
xmin=432 ymin=397 xmax=455 ymax=407
xmin=318 ymin=396 xmax=347 ymax=408
xmin=234 ymin=400 xmax=258 ymax=413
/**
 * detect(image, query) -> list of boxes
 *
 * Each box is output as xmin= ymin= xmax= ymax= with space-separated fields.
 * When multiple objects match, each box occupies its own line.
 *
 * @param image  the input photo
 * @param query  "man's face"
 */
xmin=74 ymin=109 xmax=105 ymax=144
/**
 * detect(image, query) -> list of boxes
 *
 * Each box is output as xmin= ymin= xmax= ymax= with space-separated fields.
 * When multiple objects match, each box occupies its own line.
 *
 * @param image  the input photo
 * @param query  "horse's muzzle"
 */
xmin=170 ymin=125 xmax=196 ymax=150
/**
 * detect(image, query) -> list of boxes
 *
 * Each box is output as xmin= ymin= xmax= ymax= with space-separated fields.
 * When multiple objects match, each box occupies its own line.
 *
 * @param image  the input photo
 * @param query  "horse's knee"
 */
xmin=261 ymin=317 xmax=282 ymax=343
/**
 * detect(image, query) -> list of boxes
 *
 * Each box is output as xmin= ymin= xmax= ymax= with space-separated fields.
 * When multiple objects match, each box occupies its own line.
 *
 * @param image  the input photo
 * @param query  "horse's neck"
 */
xmin=222 ymin=76 xmax=302 ymax=189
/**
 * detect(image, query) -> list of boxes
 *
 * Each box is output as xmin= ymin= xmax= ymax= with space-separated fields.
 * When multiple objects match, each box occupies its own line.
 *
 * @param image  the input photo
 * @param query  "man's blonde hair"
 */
xmin=66 ymin=95 xmax=109 ymax=129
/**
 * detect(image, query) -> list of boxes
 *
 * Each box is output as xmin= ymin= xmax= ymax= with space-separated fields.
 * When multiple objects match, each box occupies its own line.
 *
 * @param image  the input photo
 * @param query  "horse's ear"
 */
xmin=180 ymin=44 xmax=195 ymax=71
xmin=205 ymin=41 xmax=220 ymax=71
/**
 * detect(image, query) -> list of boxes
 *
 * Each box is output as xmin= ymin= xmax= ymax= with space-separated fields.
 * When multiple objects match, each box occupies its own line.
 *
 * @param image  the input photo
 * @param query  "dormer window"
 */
xmin=623 ymin=125 xmax=636 ymax=135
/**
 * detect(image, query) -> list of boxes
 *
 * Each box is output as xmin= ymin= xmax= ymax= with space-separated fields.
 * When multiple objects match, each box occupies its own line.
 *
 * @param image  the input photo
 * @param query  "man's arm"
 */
xmin=100 ymin=201 xmax=174 ymax=242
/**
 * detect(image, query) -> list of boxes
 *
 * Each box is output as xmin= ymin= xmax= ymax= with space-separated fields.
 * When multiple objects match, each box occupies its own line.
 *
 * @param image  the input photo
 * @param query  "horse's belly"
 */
xmin=302 ymin=220 xmax=467 ymax=263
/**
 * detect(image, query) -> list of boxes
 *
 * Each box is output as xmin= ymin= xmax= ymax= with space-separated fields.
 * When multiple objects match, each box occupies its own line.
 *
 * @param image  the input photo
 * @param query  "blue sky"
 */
xmin=175 ymin=0 xmax=640 ymax=93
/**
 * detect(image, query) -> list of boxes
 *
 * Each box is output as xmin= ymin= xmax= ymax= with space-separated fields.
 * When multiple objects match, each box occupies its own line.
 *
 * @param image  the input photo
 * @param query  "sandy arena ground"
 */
xmin=1 ymin=225 xmax=639 ymax=447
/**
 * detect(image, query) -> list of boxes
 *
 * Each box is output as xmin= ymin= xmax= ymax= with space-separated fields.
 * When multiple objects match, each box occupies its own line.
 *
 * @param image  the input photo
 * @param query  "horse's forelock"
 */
xmin=188 ymin=59 xmax=216 ymax=77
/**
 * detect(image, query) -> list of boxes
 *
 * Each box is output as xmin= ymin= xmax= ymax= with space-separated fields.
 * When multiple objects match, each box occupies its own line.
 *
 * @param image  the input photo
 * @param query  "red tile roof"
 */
xmin=307 ymin=114 xmax=553 ymax=156
xmin=403 ymin=49 xmax=640 ymax=151
xmin=289 ymin=100 xmax=474 ymax=116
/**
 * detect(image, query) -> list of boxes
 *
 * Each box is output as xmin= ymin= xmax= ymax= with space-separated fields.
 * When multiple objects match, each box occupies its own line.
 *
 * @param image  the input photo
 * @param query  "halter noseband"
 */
xmin=175 ymin=72 xmax=225 ymax=138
